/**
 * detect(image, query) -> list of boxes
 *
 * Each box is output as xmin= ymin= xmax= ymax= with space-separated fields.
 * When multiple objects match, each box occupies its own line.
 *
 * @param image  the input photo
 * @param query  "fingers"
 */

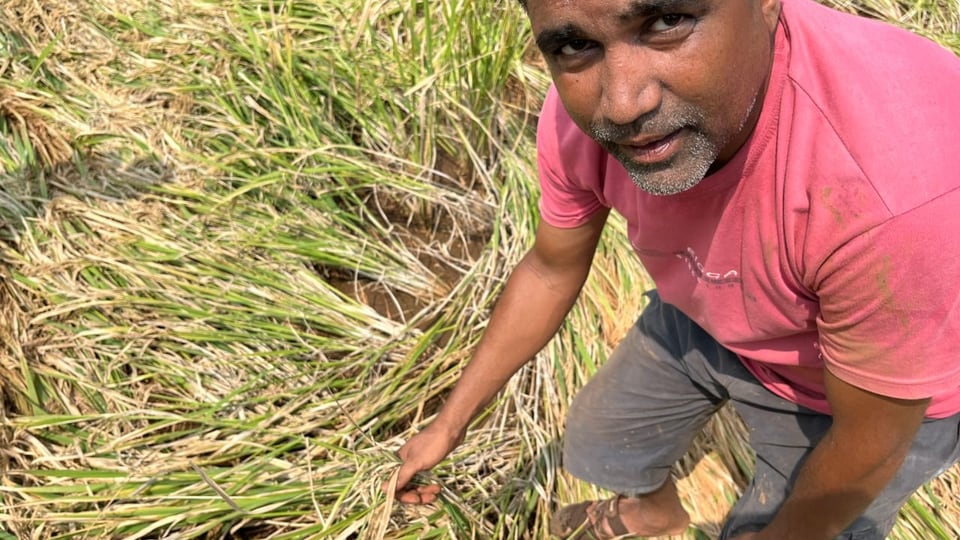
xmin=381 ymin=481 xmax=441 ymax=505
xmin=394 ymin=459 xmax=420 ymax=492
xmin=383 ymin=429 xmax=453 ymax=505
xmin=380 ymin=459 xmax=442 ymax=505
xmin=392 ymin=461 xmax=441 ymax=504
xmin=379 ymin=448 xmax=416 ymax=494
xmin=397 ymin=484 xmax=441 ymax=505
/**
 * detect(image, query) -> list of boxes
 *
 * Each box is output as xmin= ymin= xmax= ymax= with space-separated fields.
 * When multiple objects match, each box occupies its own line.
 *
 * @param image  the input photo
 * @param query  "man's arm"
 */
xmin=389 ymin=209 xmax=610 ymax=504
xmin=746 ymin=369 xmax=930 ymax=540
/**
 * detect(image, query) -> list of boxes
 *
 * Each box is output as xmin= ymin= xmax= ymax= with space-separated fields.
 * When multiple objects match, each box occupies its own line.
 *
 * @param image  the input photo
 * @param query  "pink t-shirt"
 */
xmin=537 ymin=0 xmax=960 ymax=418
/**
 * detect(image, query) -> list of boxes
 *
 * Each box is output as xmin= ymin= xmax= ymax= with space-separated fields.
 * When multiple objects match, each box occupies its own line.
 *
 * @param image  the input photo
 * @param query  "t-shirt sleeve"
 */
xmin=536 ymin=86 xmax=607 ymax=228
xmin=813 ymin=188 xmax=960 ymax=400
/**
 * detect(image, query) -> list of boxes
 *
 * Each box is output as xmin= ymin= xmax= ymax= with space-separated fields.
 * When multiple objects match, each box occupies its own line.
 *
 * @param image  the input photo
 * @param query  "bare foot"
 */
xmin=550 ymin=480 xmax=690 ymax=538
xmin=617 ymin=480 xmax=690 ymax=536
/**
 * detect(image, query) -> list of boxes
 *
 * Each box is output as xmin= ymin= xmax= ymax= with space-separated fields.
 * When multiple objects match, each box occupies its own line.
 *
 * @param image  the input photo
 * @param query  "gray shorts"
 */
xmin=563 ymin=291 xmax=960 ymax=539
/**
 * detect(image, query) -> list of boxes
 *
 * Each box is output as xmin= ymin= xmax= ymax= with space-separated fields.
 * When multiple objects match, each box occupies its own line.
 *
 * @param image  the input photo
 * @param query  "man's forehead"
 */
xmin=529 ymin=0 xmax=711 ymax=43
xmin=617 ymin=0 xmax=710 ymax=19
xmin=528 ymin=0 xmax=709 ymax=19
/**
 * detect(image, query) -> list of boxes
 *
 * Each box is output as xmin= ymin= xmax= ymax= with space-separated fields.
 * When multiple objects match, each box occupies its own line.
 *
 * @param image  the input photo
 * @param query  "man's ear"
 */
xmin=759 ymin=0 xmax=782 ymax=33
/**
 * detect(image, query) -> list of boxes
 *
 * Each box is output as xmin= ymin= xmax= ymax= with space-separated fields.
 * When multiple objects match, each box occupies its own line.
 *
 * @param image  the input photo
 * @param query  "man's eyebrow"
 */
xmin=618 ymin=0 xmax=707 ymax=20
xmin=534 ymin=0 xmax=707 ymax=53
xmin=535 ymin=23 xmax=582 ymax=53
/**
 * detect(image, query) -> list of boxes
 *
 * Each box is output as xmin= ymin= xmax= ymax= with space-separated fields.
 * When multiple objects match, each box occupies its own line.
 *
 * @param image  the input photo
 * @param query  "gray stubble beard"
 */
xmin=590 ymin=92 xmax=760 ymax=196
xmin=611 ymin=131 xmax=718 ymax=196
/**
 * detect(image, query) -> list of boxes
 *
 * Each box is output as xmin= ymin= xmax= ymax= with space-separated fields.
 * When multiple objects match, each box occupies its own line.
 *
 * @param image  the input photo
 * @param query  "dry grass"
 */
xmin=0 ymin=0 xmax=957 ymax=538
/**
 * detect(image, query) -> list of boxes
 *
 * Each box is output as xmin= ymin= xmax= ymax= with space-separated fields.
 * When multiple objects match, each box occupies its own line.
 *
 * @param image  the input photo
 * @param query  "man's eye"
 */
xmin=650 ymin=14 xmax=688 ymax=32
xmin=557 ymin=40 xmax=592 ymax=56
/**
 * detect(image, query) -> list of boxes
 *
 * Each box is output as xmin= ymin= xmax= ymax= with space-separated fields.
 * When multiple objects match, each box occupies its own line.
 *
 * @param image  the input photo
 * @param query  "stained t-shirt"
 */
xmin=537 ymin=0 xmax=960 ymax=418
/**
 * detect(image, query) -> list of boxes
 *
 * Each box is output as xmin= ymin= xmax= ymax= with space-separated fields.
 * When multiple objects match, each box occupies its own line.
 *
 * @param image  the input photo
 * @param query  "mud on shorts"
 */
xmin=563 ymin=291 xmax=960 ymax=539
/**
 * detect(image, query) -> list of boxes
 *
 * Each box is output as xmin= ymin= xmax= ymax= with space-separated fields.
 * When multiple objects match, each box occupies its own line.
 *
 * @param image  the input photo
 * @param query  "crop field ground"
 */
xmin=0 ymin=0 xmax=958 ymax=538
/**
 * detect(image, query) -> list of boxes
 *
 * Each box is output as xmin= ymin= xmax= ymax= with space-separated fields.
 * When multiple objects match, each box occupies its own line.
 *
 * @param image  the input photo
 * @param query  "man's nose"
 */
xmin=600 ymin=48 xmax=662 ymax=127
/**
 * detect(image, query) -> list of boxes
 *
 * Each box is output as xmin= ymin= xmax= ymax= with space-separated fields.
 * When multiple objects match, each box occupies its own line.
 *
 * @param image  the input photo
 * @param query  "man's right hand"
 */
xmin=386 ymin=421 xmax=465 ymax=504
xmin=382 ymin=214 xmax=609 ymax=505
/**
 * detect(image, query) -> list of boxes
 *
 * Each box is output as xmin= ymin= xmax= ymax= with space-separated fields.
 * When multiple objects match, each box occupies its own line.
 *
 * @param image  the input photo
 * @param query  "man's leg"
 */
xmin=717 ymin=361 xmax=960 ymax=539
xmin=556 ymin=292 xmax=732 ymax=536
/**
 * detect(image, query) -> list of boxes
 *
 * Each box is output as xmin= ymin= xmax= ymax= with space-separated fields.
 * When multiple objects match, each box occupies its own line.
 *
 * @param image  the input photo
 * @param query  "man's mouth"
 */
xmin=614 ymin=129 xmax=683 ymax=165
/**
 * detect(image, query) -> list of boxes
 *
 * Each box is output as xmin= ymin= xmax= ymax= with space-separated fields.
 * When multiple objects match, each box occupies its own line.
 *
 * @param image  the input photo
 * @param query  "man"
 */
xmin=386 ymin=0 xmax=960 ymax=538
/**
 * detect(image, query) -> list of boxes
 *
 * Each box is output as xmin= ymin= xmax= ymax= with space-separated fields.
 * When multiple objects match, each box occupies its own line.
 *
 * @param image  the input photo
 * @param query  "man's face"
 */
xmin=528 ymin=0 xmax=781 ymax=195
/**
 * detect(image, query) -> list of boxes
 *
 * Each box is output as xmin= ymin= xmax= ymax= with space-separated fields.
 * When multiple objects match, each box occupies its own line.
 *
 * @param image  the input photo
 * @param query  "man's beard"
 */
xmin=590 ymin=106 xmax=720 ymax=196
